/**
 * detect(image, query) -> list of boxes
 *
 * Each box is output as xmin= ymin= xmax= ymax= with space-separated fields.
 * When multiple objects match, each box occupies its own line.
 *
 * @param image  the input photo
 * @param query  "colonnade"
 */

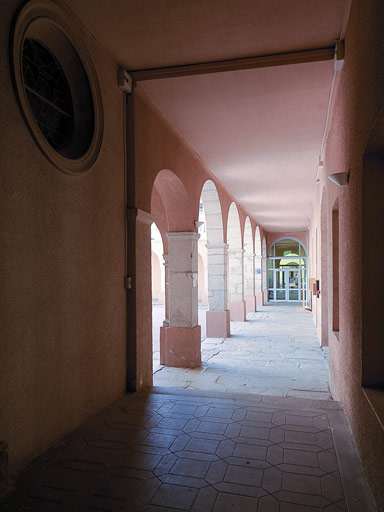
xmin=153 ymin=189 xmax=264 ymax=367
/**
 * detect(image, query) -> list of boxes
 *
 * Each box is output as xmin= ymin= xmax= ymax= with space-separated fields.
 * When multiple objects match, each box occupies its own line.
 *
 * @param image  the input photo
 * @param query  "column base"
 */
xmin=160 ymin=325 xmax=201 ymax=367
xmin=255 ymin=291 xmax=263 ymax=308
xmin=228 ymin=301 xmax=246 ymax=321
xmin=245 ymin=295 xmax=257 ymax=313
xmin=206 ymin=310 xmax=230 ymax=338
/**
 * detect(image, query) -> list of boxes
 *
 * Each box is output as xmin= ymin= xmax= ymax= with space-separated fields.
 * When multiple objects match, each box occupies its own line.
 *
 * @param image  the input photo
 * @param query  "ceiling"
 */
xmin=66 ymin=0 xmax=348 ymax=232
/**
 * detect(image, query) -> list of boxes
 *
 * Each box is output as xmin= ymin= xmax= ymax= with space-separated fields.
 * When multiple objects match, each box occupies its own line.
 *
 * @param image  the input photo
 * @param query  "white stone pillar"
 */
xmin=160 ymin=232 xmax=201 ymax=367
xmin=157 ymin=253 xmax=167 ymax=305
xmin=202 ymin=260 xmax=209 ymax=305
xmin=205 ymin=243 xmax=230 ymax=337
xmin=255 ymin=254 xmax=263 ymax=307
xmin=228 ymin=248 xmax=246 ymax=321
xmin=244 ymin=252 xmax=257 ymax=313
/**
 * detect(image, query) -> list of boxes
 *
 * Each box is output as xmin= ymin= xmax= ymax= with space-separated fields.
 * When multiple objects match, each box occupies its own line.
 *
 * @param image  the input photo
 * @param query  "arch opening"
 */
xmin=244 ymin=217 xmax=256 ymax=313
xmin=267 ymin=238 xmax=308 ymax=303
xmin=227 ymin=202 xmax=246 ymax=321
xmin=151 ymin=222 xmax=165 ymax=371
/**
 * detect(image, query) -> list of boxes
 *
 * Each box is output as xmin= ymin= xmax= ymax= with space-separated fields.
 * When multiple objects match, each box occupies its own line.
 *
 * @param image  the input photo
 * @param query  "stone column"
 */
xmin=157 ymin=253 xmax=167 ymax=305
xmin=244 ymin=252 xmax=257 ymax=313
xmin=228 ymin=248 xmax=246 ymax=321
xmin=159 ymin=254 xmax=169 ymax=365
xmin=262 ymin=256 xmax=268 ymax=304
xmin=254 ymin=254 xmax=263 ymax=307
xmin=160 ymin=232 xmax=201 ymax=367
xmin=162 ymin=254 xmax=169 ymax=314
xmin=202 ymin=261 xmax=209 ymax=305
xmin=205 ymin=243 xmax=231 ymax=338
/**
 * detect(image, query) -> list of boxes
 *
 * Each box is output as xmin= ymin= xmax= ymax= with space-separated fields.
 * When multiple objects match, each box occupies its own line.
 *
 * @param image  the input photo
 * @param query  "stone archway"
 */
xmin=227 ymin=202 xmax=246 ymax=321
xmin=244 ymin=217 xmax=256 ymax=314
xmin=255 ymin=226 xmax=262 ymax=307
xmin=262 ymin=237 xmax=267 ymax=304
xmin=151 ymin=169 xmax=201 ymax=367
xmin=200 ymin=180 xmax=230 ymax=337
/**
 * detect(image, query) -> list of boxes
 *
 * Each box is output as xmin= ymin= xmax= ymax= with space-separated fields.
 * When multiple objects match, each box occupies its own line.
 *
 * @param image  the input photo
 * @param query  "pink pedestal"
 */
xmin=255 ymin=291 xmax=263 ymax=308
xmin=228 ymin=301 xmax=246 ymax=321
xmin=206 ymin=310 xmax=230 ymax=338
xmin=160 ymin=325 xmax=201 ymax=367
xmin=245 ymin=295 xmax=256 ymax=313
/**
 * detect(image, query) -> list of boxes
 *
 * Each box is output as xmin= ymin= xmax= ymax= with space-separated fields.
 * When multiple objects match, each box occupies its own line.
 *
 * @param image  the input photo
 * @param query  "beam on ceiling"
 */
xmin=130 ymin=46 xmax=334 ymax=82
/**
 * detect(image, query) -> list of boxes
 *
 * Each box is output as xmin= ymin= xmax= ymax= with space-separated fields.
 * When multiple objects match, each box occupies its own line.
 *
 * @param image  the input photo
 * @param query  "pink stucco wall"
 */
xmin=0 ymin=0 xmax=127 ymax=476
xmin=309 ymin=0 xmax=384 ymax=506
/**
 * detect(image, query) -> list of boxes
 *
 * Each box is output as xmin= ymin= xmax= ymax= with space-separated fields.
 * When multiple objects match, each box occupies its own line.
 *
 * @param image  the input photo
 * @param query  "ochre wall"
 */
xmin=311 ymin=0 xmax=384 ymax=506
xmin=0 ymin=0 xmax=127 ymax=477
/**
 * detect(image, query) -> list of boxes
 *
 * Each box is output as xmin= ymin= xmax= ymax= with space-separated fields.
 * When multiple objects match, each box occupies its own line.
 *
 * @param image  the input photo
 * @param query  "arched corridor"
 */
xmin=1 ymin=0 xmax=384 ymax=510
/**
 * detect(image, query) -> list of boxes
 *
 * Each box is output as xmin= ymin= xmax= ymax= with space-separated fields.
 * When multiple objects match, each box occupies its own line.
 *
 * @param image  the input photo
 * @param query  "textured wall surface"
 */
xmin=0 ymin=0 xmax=127 ymax=477
xmin=310 ymin=0 xmax=384 ymax=507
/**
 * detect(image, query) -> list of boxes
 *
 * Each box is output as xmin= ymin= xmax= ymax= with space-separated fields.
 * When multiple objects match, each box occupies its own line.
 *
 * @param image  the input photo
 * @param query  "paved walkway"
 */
xmin=154 ymin=304 xmax=331 ymax=400
xmin=2 ymin=389 xmax=377 ymax=511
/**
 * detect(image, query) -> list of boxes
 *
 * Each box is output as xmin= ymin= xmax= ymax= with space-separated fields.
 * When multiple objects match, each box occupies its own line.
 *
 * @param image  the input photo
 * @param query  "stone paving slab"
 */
xmin=2 ymin=389 xmax=377 ymax=511
xmin=154 ymin=305 xmax=331 ymax=400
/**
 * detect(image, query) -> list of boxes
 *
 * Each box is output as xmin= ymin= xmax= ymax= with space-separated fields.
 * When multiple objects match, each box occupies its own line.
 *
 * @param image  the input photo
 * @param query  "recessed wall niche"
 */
xmin=12 ymin=0 xmax=103 ymax=174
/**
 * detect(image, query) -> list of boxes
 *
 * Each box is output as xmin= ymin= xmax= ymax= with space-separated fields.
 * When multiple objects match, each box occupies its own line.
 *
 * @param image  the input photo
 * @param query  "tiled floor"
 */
xmin=154 ymin=304 xmax=331 ymax=400
xmin=2 ymin=390 xmax=377 ymax=511
xmin=2 ymin=306 xmax=378 ymax=511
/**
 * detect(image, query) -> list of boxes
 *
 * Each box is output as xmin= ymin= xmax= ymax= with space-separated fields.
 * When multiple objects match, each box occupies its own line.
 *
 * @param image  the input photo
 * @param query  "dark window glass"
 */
xmin=22 ymin=38 xmax=73 ymax=151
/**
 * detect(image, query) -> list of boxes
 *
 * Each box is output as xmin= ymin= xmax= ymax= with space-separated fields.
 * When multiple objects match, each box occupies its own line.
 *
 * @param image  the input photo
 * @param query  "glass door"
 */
xmin=275 ymin=269 xmax=287 ymax=301
xmin=288 ymin=270 xmax=299 ymax=301
xmin=272 ymin=268 xmax=301 ymax=302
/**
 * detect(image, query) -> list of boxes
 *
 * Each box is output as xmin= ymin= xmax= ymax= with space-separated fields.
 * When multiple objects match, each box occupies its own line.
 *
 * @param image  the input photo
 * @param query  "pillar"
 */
xmin=126 ymin=208 xmax=153 ymax=390
xmin=202 ymin=259 xmax=209 ymax=305
xmin=228 ymin=248 xmax=246 ymax=321
xmin=254 ymin=263 xmax=263 ymax=308
xmin=160 ymin=232 xmax=201 ymax=367
xmin=157 ymin=253 xmax=166 ymax=304
xmin=244 ymin=251 xmax=257 ymax=313
xmin=205 ymin=243 xmax=231 ymax=338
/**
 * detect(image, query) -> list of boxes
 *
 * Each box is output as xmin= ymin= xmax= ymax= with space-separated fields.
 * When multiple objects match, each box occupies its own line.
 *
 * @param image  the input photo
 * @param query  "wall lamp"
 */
xmin=328 ymin=171 xmax=350 ymax=186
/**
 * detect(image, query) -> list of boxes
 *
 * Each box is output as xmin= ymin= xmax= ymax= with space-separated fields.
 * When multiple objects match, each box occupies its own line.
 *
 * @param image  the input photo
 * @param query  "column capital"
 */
xmin=206 ymin=242 xmax=229 ymax=250
xmin=166 ymin=232 xmax=200 ymax=241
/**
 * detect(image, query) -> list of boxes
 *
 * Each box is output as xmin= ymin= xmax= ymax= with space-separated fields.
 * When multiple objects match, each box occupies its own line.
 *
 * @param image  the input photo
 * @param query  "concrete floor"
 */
xmin=154 ymin=304 xmax=331 ymax=400
xmin=1 ymin=305 xmax=378 ymax=511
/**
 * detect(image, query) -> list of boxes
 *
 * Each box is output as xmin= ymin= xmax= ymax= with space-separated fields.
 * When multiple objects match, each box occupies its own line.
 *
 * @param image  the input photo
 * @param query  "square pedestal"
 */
xmin=206 ymin=310 xmax=230 ymax=338
xmin=255 ymin=291 xmax=263 ymax=308
xmin=245 ymin=295 xmax=257 ymax=313
xmin=228 ymin=301 xmax=246 ymax=321
xmin=160 ymin=325 xmax=201 ymax=367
